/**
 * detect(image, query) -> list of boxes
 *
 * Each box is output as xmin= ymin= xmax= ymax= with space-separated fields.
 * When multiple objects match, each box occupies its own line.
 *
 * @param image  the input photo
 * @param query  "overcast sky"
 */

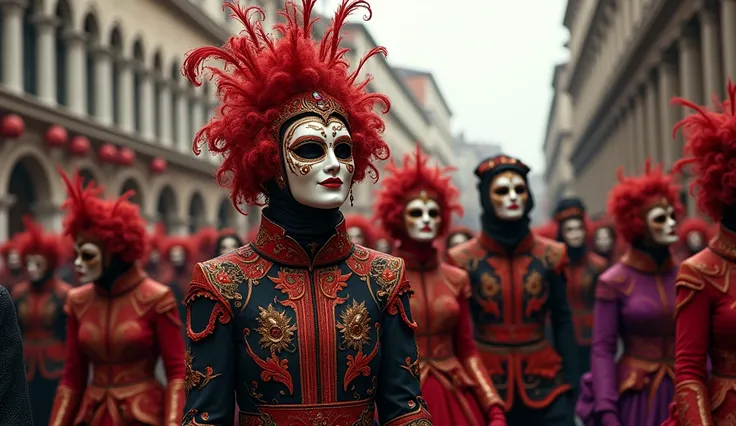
xmin=320 ymin=0 xmax=570 ymax=172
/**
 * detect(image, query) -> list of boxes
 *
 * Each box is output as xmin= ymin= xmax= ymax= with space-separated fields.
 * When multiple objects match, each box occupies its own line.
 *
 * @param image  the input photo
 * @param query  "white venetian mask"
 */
xmin=404 ymin=195 xmax=441 ymax=242
xmin=489 ymin=171 xmax=528 ymax=221
xmin=447 ymin=232 xmax=470 ymax=248
xmin=74 ymin=241 xmax=103 ymax=284
xmin=646 ymin=204 xmax=678 ymax=245
xmin=375 ymin=238 xmax=392 ymax=253
xmin=561 ymin=218 xmax=586 ymax=248
xmin=347 ymin=227 xmax=365 ymax=246
xmin=283 ymin=116 xmax=354 ymax=209
xmin=6 ymin=249 xmax=21 ymax=269
xmin=218 ymin=237 xmax=240 ymax=256
xmin=25 ymin=254 xmax=48 ymax=282
xmin=686 ymin=231 xmax=705 ymax=252
xmin=170 ymin=245 xmax=186 ymax=267
xmin=594 ymin=228 xmax=613 ymax=253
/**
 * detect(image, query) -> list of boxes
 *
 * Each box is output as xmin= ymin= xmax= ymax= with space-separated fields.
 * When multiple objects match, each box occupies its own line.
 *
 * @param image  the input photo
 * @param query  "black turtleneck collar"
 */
xmin=95 ymin=255 xmax=134 ymax=291
xmin=722 ymin=204 xmax=736 ymax=232
xmin=631 ymin=240 xmax=671 ymax=267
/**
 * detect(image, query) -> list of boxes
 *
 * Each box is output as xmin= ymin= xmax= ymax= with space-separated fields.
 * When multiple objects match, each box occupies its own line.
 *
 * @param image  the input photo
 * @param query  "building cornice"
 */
xmin=159 ymin=0 xmax=230 ymax=44
xmin=564 ymin=0 xmax=610 ymax=96
xmin=0 ymin=89 xmax=216 ymax=176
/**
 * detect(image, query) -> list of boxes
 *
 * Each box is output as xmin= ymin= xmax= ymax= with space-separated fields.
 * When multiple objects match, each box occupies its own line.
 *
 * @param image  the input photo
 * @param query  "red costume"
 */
xmin=12 ymin=216 xmax=71 ymax=425
xmin=674 ymin=216 xmax=713 ymax=260
xmin=160 ymin=235 xmax=196 ymax=324
xmin=194 ymin=227 xmax=219 ymax=263
xmin=144 ymin=223 xmax=166 ymax=281
xmin=375 ymin=145 xmax=506 ymax=426
xmin=345 ymin=214 xmax=377 ymax=249
xmin=49 ymin=171 xmax=186 ymax=426
xmin=662 ymin=82 xmax=736 ymax=425
xmin=1 ymin=233 xmax=25 ymax=289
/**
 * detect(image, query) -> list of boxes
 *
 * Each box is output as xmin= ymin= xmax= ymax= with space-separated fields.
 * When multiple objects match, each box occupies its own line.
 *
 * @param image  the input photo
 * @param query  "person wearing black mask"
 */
xmin=179 ymin=0 xmax=431 ymax=424
xmin=49 ymin=170 xmax=186 ymax=425
xmin=552 ymin=198 xmax=608 ymax=377
xmin=11 ymin=215 xmax=70 ymax=425
xmin=448 ymin=154 xmax=578 ymax=425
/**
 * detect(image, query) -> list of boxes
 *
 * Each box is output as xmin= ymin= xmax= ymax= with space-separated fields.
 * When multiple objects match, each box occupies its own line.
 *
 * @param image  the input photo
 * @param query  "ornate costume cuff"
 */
xmin=164 ymin=378 xmax=186 ymax=425
xmin=49 ymin=384 xmax=78 ymax=426
xmin=674 ymin=380 xmax=713 ymax=426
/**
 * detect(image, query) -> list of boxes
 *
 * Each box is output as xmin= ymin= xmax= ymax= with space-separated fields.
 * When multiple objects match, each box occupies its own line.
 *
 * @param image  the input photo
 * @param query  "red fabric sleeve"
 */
xmin=154 ymin=290 xmax=187 ymax=426
xmin=49 ymin=304 xmax=88 ymax=426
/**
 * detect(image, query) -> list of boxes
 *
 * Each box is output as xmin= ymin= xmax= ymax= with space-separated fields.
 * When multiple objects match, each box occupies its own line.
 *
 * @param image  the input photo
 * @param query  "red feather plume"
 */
xmin=182 ymin=0 xmax=390 ymax=213
xmin=606 ymin=159 xmax=682 ymax=244
xmin=16 ymin=215 xmax=66 ymax=271
xmin=374 ymin=144 xmax=462 ymax=241
xmin=161 ymin=236 xmax=197 ymax=262
xmin=195 ymin=227 xmax=219 ymax=259
xmin=677 ymin=216 xmax=714 ymax=242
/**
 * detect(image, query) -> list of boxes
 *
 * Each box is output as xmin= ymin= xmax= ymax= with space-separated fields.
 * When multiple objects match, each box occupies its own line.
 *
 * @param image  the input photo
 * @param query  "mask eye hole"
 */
xmin=291 ymin=141 xmax=326 ymax=160
xmin=334 ymin=143 xmax=352 ymax=160
xmin=408 ymin=208 xmax=423 ymax=218
xmin=514 ymin=185 xmax=527 ymax=194
xmin=653 ymin=214 xmax=667 ymax=224
xmin=428 ymin=209 xmax=439 ymax=218
xmin=81 ymin=251 xmax=97 ymax=261
xmin=494 ymin=187 xmax=510 ymax=196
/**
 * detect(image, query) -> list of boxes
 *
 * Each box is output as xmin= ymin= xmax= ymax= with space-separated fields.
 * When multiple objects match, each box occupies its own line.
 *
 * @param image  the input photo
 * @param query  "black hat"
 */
xmin=474 ymin=154 xmax=530 ymax=180
xmin=553 ymin=197 xmax=586 ymax=222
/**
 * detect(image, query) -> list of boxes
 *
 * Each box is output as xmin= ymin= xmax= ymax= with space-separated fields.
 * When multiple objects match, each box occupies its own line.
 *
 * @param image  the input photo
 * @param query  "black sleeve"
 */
xmin=548 ymin=272 xmax=579 ymax=392
xmin=0 ymin=286 xmax=33 ymax=425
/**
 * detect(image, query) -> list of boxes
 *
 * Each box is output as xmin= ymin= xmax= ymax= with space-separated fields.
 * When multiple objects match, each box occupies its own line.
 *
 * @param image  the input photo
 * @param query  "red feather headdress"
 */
xmin=606 ymin=159 xmax=683 ymax=244
xmin=344 ymin=214 xmax=377 ymax=248
xmin=182 ymin=0 xmax=390 ymax=213
xmin=60 ymin=169 xmax=147 ymax=263
xmin=677 ymin=216 xmax=714 ymax=242
xmin=16 ymin=215 xmax=66 ymax=271
xmin=195 ymin=227 xmax=219 ymax=257
xmin=671 ymin=81 xmax=736 ymax=221
xmin=374 ymin=144 xmax=462 ymax=241
xmin=0 ymin=233 xmax=23 ymax=258
xmin=161 ymin=236 xmax=197 ymax=262
xmin=147 ymin=222 xmax=167 ymax=254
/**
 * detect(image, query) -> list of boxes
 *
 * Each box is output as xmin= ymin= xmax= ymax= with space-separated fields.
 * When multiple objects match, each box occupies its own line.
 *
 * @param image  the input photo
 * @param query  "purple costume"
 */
xmin=576 ymin=248 xmax=677 ymax=426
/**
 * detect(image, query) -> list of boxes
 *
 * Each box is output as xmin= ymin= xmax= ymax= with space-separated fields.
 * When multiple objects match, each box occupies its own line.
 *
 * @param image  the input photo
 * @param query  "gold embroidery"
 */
xmin=675 ymin=379 xmax=711 ymax=425
xmin=480 ymin=272 xmax=500 ymax=297
xmin=183 ymin=409 xmax=215 ymax=425
xmin=524 ymin=271 xmax=543 ymax=297
xmin=257 ymin=304 xmax=297 ymax=353
xmin=200 ymin=260 xmax=244 ymax=302
xmin=337 ymin=300 xmax=372 ymax=351
xmin=165 ymin=378 xmax=185 ymax=426
xmin=401 ymin=355 xmax=421 ymax=380
xmin=370 ymin=256 xmax=403 ymax=299
xmin=184 ymin=348 xmax=222 ymax=396
xmin=50 ymin=384 xmax=75 ymax=426
xmin=271 ymin=91 xmax=350 ymax=138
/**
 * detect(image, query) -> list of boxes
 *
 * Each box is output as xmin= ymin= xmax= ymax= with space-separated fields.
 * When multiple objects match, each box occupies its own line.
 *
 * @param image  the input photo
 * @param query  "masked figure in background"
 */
xmin=214 ymin=228 xmax=243 ymax=257
xmin=195 ymin=227 xmax=219 ymax=263
xmin=590 ymin=219 xmax=620 ymax=267
xmin=374 ymin=227 xmax=393 ymax=253
xmin=661 ymin=83 xmax=736 ymax=425
xmin=144 ymin=223 xmax=165 ymax=281
xmin=576 ymin=160 xmax=681 ymax=426
xmin=1 ymin=235 xmax=25 ymax=289
xmin=162 ymin=236 xmax=196 ymax=324
xmin=674 ymin=216 xmax=712 ymax=260
xmin=448 ymin=154 xmax=578 ymax=425
xmin=345 ymin=214 xmax=377 ymax=248
xmin=375 ymin=145 xmax=506 ymax=426
xmin=180 ymin=1 xmax=431 ymax=424
xmin=552 ymin=198 xmax=608 ymax=375
xmin=445 ymin=226 xmax=475 ymax=251
xmin=49 ymin=171 xmax=185 ymax=426
xmin=11 ymin=216 xmax=71 ymax=425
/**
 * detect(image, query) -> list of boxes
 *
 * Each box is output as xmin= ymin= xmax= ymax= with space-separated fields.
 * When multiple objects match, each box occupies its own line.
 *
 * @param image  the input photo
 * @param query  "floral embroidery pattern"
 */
xmin=337 ymin=300 xmax=372 ymax=351
xmin=256 ymin=304 xmax=297 ymax=353
xmin=369 ymin=255 xmax=403 ymax=300
xmin=201 ymin=260 xmax=244 ymax=302
xmin=184 ymin=348 xmax=222 ymax=396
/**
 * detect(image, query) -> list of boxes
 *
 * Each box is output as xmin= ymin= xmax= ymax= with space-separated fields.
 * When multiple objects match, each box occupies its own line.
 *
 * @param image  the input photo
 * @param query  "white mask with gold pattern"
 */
xmin=489 ymin=171 xmax=528 ymax=221
xmin=74 ymin=242 xmax=103 ymax=284
xmin=404 ymin=195 xmax=441 ymax=242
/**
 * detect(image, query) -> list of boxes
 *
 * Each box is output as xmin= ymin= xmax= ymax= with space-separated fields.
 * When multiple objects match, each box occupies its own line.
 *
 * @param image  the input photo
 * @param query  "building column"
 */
xmin=190 ymin=97 xmax=204 ymax=154
xmin=678 ymin=30 xmax=703 ymax=156
xmin=139 ymin=69 xmax=155 ymax=140
xmin=721 ymin=0 xmax=736 ymax=81
xmin=176 ymin=87 xmax=190 ymax=153
xmin=34 ymin=14 xmax=57 ymax=105
xmin=92 ymin=46 xmax=113 ymax=125
xmin=658 ymin=54 xmax=680 ymax=170
xmin=625 ymin=105 xmax=638 ymax=174
xmin=64 ymin=30 xmax=87 ymax=116
xmin=0 ymin=195 xmax=16 ymax=243
xmin=0 ymin=0 xmax=25 ymax=93
xmin=622 ymin=0 xmax=632 ymax=41
xmin=157 ymin=78 xmax=173 ymax=147
xmin=634 ymin=92 xmax=647 ymax=168
xmin=118 ymin=59 xmax=134 ymax=133
xmin=644 ymin=75 xmax=660 ymax=163
xmin=700 ymin=7 xmax=723 ymax=103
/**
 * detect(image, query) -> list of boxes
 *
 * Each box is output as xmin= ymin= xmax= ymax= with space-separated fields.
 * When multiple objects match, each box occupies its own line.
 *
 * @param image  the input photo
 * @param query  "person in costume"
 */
xmin=194 ymin=227 xmax=220 ymax=263
xmin=49 ymin=170 xmax=186 ymax=426
xmin=445 ymin=226 xmax=475 ymax=250
xmin=374 ymin=145 xmax=506 ymax=426
xmin=660 ymin=82 xmax=736 ymax=425
xmin=374 ymin=227 xmax=393 ymax=253
xmin=11 ymin=216 xmax=71 ymax=425
xmin=145 ymin=222 xmax=166 ymax=281
xmin=214 ymin=228 xmax=243 ymax=257
xmin=1 ymin=234 xmax=25 ymax=289
xmin=674 ymin=216 xmax=712 ymax=260
xmin=448 ymin=154 xmax=578 ymax=425
xmin=346 ymin=214 xmax=377 ymax=248
xmin=0 ymin=284 xmax=33 ymax=425
xmin=532 ymin=221 xmax=558 ymax=240
xmin=590 ymin=218 xmax=620 ymax=266
xmin=552 ymin=198 xmax=608 ymax=375
xmin=575 ymin=160 xmax=680 ymax=426
xmin=161 ymin=235 xmax=196 ymax=324
xmin=180 ymin=1 xmax=432 ymax=424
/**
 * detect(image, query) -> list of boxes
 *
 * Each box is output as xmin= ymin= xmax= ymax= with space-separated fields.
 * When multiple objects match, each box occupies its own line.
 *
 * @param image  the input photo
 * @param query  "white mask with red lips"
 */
xmin=404 ymin=195 xmax=441 ymax=242
xmin=74 ymin=242 xmax=103 ymax=284
xmin=282 ymin=116 xmax=355 ymax=210
xmin=25 ymin=254 xmax=48 ymax=282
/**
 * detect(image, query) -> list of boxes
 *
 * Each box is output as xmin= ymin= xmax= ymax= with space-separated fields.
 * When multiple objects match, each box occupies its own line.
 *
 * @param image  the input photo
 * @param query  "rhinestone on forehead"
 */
xmin=272 ymin=92 xmax=350 ymax=138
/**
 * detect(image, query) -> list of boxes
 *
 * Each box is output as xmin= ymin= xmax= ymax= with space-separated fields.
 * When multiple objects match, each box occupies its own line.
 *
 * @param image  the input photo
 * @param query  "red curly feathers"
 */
xmin=16 ymin=216 xmax=66 ymax=271
xmin=678 ymin=216 xmax=714 ymax=242
xmin=194 ymin=227 xmax=219 ymax=259
xmin=671 ymin=80 xmax=736 ymax=221
xmin=374 ymin=144 xmax=462 ymax=241
xmin=60 ymin=169 xmax=147 ymax=263
xmin=182 ymin=0 xmax=390 ymax=213
xmin=607 ymin=160 xmax=683 ymax=244
xmin=344 ymin=214 xmax=376 ymax=248
xmin=161 ymin=236 xmax=197 ymax=262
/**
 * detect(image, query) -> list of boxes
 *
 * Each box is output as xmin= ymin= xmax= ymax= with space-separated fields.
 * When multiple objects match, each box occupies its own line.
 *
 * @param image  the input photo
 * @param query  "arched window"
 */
xmin=132 ymin=39 xmax=145 ymax=133
xmin=170 ymin=61 xmax=180 ymax=145
xmin=153 ymin=52 xmax=163 ymax=139
xmin=22 ymin=2 xmax=38 ymax=95
xmin=83 ymin=12 xmax=99 ymax=116
xmin=55 ymin=0 xmax=72 ymax=106
xmin=109 ymin=26 xmax=123 ymax=125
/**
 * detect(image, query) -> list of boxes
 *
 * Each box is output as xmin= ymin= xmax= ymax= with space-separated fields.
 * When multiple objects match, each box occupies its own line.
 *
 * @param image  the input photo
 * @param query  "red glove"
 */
xmin=487 ymin=405 xmax=506 ymax=426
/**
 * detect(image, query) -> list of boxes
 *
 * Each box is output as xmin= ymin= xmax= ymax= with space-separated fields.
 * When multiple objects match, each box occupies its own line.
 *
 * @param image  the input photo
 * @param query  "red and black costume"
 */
xmin=12 ymin=216 xmax=71 ymax=425
xmin=448 ymin=155 xmax=578 ymax=425
xmin=0 ymin=234 xmax=25 ymax=290
xmin=552 ymin=198 xmax=608 ymax=375
xmin=590 ymin=218 xmax=624 ymax=267
xmin=375 ymin=145 xmax=505 ymax=425
xmin=49 ymin=171 xmax=186 ymax=426
xmin=180 ymin=1 xmax=431 ymax=424
xmin=661 ymin=82 xmax=736 ymax=425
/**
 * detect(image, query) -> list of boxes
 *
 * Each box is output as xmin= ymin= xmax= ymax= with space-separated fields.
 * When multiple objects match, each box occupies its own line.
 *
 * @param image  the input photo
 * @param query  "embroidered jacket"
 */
xmin=671 ymin=226 xmax=736 ymax=425
xmin=183 ymin=215 xmax=432 ymax=426
xmin=448 ymin=232 xmax=578 ymax=410
xmin=49 ymin=265 xmax=186 ymax=426
xmin=565 ymin=252 xmax=609 ymax=347
xmin=398 ymin=248 xmax=503 ymax=421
